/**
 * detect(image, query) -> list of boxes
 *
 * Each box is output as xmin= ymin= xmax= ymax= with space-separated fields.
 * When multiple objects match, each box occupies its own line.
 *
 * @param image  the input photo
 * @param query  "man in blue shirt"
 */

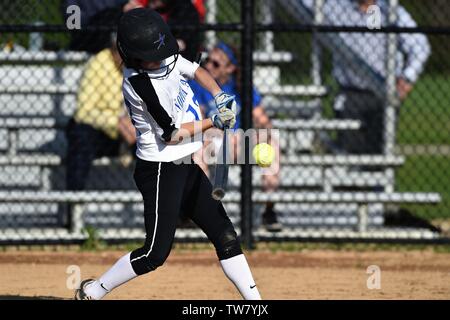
xmin=330 ymin=0 xmax=430 ymax=154
xmin=190 ymin=42 xmax=282 ymax=232
xmin=283 ymin=0 xmax=430 ymax=154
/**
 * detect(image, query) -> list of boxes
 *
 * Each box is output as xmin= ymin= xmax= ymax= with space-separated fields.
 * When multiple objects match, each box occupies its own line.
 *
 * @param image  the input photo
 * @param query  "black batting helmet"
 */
xmin=117 ymin=8 xmax=179 ymax=69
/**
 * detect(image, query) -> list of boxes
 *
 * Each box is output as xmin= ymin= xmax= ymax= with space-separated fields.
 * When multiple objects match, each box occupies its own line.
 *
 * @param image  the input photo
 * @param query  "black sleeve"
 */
xmin=128 ymin=73 xmax=176 ymax=142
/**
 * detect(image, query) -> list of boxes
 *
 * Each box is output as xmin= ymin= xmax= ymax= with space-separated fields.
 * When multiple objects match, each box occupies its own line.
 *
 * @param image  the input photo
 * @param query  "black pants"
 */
xmin=65 ymin=118 xmax=120 ymax=190
xmin=335 ymin=89 xmax=385 ymax=154
xmin=130 ymin=158 xmax=242 ymax=275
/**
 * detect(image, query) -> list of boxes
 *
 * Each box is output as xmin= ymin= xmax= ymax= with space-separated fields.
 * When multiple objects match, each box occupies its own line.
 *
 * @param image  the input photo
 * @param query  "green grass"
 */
xmin=80 ymin=227 xmax=107 ymax=251
xmin=396 ymin=155 xmax=450 ymax=220
xmin=395 ymin=74 xmax=450 ymax=220
xmin=398 ymin=74 xmax=450 ymax=145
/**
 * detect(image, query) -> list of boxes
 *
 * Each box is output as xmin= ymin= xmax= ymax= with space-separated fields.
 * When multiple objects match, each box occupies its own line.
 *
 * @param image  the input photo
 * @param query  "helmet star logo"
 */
xmin=154 ymin=33 xmax=166 ymax=50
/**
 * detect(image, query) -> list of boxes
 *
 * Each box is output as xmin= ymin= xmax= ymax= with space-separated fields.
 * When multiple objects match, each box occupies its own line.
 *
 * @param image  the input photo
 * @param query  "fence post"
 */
xmin=205 ymin=0 xmax=217 ymax=49
xmin=384 ymin=0 xmax=399 ymax=194
xmin=240 ymin=0 xmax=255 ymax=249
xmin=385 ymin=0 xmax=400 ymax=155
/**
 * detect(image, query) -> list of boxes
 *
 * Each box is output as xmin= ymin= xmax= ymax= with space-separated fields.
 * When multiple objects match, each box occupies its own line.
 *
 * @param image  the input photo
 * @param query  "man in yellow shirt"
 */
xmin=66 ymin=35 xmax=136 ymax=190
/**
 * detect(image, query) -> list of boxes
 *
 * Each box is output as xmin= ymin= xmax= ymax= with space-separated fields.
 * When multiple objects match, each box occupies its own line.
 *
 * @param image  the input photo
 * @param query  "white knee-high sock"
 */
xmin=220 ymin=254 xmax=261 ymax=300
xmin=84 ymin=252 xmax=137 ymax=300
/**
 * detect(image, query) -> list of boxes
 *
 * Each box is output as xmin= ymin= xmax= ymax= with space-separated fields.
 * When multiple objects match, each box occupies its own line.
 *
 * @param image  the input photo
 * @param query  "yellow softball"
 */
xmin=252 ymin=143 xmax=275 ymax=167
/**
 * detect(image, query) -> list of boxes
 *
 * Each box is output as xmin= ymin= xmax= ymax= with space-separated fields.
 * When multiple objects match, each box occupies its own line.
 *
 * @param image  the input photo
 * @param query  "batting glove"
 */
xmin=211 ymin=109 xmax=236 ymax=130
xmin=214 ymin=91 xmax=237 ymax=114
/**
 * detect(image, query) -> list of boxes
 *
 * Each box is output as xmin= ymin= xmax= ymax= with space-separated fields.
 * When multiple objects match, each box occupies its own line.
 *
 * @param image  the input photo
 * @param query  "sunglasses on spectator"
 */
xmin=205 ymin=57 xmax=224 ymax=69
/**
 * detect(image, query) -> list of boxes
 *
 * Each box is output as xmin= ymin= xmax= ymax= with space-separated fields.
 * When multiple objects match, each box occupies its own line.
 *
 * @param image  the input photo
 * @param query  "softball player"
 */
xmin=75 ymin=8 xmax=261 ymax=300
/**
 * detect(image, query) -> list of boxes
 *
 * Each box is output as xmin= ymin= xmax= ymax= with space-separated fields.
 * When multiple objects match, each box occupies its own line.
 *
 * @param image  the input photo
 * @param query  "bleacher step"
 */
xmin=258 ymin=84 xmax=327 ymax=97
xmin=0 ymin=190 xmax=440 ymax=204
xmin=0 ymin=154 xmax=406 ymax=167
xmin=253 ymin=51 xmax=293 ymax=63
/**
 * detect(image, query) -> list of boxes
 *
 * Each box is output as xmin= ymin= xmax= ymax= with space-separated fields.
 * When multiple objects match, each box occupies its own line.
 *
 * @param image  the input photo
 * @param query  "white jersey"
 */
xmin=122 ymin=55 xmax=203 ymax=162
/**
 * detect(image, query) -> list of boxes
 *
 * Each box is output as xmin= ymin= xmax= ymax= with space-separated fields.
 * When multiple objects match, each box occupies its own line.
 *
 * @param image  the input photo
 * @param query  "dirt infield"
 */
xmin=0 ymin=248 xmax=449 ymax=300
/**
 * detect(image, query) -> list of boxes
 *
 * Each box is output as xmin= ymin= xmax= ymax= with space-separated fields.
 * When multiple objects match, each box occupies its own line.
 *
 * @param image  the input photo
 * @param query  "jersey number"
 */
xmin=186 ymin=98 xmax=200 ymax=120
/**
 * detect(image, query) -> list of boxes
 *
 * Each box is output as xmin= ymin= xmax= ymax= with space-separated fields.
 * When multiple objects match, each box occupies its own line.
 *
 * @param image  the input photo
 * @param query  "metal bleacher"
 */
xmin=0 ymin=49 xmax=441 ymax=242
xmin=0 ymin=0 xmax=442 ymax=243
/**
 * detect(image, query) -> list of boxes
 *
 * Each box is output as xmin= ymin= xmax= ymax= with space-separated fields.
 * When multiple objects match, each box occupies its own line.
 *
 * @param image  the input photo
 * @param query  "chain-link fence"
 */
xmin=0 ymin=0 xmax=449 ymax=245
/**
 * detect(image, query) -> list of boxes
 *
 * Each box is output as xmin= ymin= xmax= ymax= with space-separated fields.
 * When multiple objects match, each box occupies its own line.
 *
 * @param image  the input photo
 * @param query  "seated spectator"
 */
xmin=66 ymin=34 xmax=136 ymax=190
xmin=189 ymin=42 xmax=282 ymax=232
